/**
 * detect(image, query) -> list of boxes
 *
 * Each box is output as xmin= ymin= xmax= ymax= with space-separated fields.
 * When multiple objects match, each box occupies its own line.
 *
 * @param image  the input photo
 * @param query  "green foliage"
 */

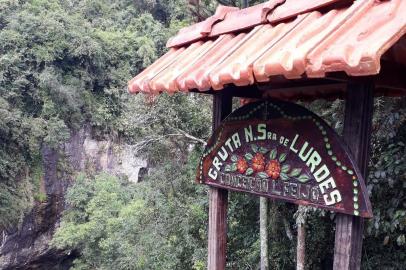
xmin=0 ymin=0 xmax=189 ymax=230
xmin=0 ymin=178 xmax=32 ymax=229
xmin=0 ymin=97 xmax=41 ymax=228
xmin=53 ymin=88 xmax=214 ymax=269
xmin=53 ymin=154 xmax=209 ymax=269
xmin=227 ymin=192 xmax=261 ymax=268
xmin=33 ymin=192 xmax=47 ymax=203
xmin=118 ymin=92 xmax=212 ymax=163
xmin=362 ymin=98 xmax=406 ymax=270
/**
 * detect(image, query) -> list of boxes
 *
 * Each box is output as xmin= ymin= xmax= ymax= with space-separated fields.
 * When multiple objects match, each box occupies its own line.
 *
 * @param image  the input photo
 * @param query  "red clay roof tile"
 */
xmin=176 ymin=34 xmax=246 ymax=91
xmin=267 ymin=0 xmax=343 ymax=23
xmin=166 ymin=5 xmax=239 ymax=48
xmin=253 ymin=11 xmax=327 ymax=81
xmin=209 ymin=0 xmax=285 ymax=37
xmin=306 ymin=0 xmax=406 ymax=77
xmin=128 ymin=48 xmax=183 ymax=93
xmin=150 ymin=41 xmax=213 ymax=93
xmin=254 ymin=0 xmax=373 ymax=81
xmin=210 ymin=14 xmax=309 ymax=89
xmin=128 ymin=0 xmax=406 ymax=97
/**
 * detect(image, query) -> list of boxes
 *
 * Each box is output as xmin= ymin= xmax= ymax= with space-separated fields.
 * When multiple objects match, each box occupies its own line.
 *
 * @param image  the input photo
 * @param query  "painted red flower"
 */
xmin=252 ymin=153 xmax=265 ymax=172
xmin=266 ymin=159 xmax=281 ymax=179
xmin=237 ymin=158 xmax=248 ymax=174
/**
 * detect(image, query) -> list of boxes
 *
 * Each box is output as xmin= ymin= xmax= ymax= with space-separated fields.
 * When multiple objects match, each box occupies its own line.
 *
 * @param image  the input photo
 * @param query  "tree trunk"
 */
xmin=297 ymin=223 xmax=306 ymax=270
xmin=296 ymin=205 xmax=306 ymax=270
xmin=260 ymin=197 xmax=269 ymax=270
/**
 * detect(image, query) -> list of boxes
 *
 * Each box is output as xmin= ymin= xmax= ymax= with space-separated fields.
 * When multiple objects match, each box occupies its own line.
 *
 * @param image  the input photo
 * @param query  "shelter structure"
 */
xmin=128 ymin=0 xmax=406 ymax=269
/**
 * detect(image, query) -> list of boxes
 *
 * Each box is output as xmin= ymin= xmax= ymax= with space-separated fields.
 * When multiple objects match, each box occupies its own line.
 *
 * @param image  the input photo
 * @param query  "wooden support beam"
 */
xmin=208 ymin=90 xmax=232 ymax=270
xmin=190 ymin=81 xmax=346 ymax=100
xmin=190 ymin=85 xmax=263 ymax=99
xmin=333 ymin=80 xmax=374 ymax=270
xmin=327 ymin=62 xmax=406 ymax=92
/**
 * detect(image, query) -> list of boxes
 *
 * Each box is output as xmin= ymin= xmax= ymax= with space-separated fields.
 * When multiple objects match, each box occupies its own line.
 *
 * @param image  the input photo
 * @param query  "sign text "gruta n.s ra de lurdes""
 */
xmin=197 ymin=100 xmax=372 ymax=218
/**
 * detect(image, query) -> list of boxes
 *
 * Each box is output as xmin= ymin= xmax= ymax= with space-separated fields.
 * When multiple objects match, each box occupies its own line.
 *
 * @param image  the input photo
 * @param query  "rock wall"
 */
xmin=0 ymin=127 xmax=146 ymax=269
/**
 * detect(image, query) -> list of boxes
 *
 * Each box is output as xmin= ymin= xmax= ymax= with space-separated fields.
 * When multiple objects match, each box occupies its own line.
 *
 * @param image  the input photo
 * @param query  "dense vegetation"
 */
xmin=0 ymin=0 xmax=405 ymax=269
xmin=0 ymin=0 xmax=187 ymax=229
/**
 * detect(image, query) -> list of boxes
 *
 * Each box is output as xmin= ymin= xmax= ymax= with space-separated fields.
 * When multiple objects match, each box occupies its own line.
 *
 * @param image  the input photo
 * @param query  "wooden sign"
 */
xmin=197 ymin=100 xmax=372 ymax=218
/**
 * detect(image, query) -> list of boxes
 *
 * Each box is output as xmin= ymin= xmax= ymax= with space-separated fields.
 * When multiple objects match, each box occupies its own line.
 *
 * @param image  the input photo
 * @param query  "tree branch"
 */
xmin=174 ymin=128 xmax=207 ymax=146
xmin=282 ymin=217 xmax=293 ymax=241
xmin=1 ymin=231 xmax=7 ymax=249
xmin=132 ymin=131 xmax=206 ymax=153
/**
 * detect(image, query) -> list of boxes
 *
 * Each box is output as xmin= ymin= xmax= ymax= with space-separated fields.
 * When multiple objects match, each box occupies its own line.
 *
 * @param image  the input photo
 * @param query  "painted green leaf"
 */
xmin=289 ymin=168 xmax=302 ymax=177
xmin=225 ymin=165 xmax=232 ymax=172
xmin=269 ymin=149 xmax=277 ymax=160
xmin=231 ymin=155 xmax=238 ymax=162
xmin=245 ymin=153 xmax=253 ymax=160
xmin=280 ymin=172 xmax=289 ymax=181
xmin=257 ymin=172 xmax=268 ymax=179
xmin=245 ymin=168 xmax=254 ymax=176
xmin=230 ymin=163 xmax=237 ymax=172
xmin=281 ymin=164 xmax=290 ymax=173
xmin=297 ymin=174 xmax=311 ymax=183
xmin=279 ymin=153 xmax=287 ymax=162
xmin=251 ymin=144 xmax=259 ymax=153
xmin=259 ymin=147 xmax=268 ymax=154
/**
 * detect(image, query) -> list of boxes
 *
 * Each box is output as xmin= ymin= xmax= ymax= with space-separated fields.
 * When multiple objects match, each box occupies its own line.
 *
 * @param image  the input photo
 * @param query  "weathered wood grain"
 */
xmin=333 ymin=80 xmax=374 ymax=270
xmin=207 ymin=90 xmax=232 ymax=270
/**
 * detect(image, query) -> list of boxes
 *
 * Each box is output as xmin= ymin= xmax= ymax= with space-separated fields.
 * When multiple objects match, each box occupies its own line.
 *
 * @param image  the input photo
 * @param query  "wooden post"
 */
xmin=333 ymin=80 xmax=374 ymax=270
xmin=208 ymin=91 xmax=232 ymax=270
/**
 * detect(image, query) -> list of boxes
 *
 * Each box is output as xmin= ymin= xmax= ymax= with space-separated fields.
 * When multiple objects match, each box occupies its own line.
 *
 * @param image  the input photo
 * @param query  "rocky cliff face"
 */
xmin=0 ymin=127 xmax=146 ymax=269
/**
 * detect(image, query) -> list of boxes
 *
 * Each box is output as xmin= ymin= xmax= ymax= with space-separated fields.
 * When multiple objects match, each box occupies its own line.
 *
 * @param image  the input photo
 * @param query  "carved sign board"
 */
xmin=197 ymin=100 xmax=372 ymax=218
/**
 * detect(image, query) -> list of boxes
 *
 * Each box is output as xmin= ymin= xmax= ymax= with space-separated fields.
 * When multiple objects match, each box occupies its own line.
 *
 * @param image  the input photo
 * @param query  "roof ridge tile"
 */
xmin=166 ymin=5 xmax=238 ymax=48
xmin=268 ymin=0 xmax=346 ymax=23
xmin=209 ymin=0 xmax=285 ymax=37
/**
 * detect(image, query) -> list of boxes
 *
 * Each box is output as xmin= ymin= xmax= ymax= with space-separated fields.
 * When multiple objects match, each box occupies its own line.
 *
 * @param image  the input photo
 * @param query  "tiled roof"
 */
xmin=128 ymin=0 xmax=406 ymax=95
